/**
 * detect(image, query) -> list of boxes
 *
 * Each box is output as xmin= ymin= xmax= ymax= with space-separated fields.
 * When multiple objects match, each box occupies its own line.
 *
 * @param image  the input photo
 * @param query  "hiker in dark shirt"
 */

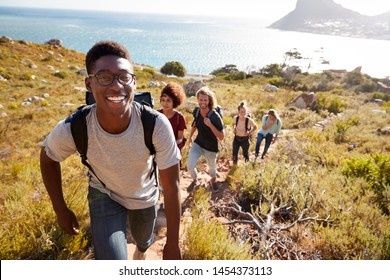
xmin=40 ymin=40 xmax=181 ymax=260
xmin=232 ymin=101 xmax=257 ymax=165
xmin=186 ymin=86 xmax=225 ymax=192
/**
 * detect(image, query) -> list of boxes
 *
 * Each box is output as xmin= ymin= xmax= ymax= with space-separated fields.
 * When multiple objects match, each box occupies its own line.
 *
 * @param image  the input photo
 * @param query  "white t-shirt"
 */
xmin=42 ymin=103 xmax=180 ymax=209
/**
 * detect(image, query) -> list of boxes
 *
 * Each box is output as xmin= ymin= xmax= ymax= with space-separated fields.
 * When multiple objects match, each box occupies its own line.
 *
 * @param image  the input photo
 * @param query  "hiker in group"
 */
xmin=186 ymin=86 xmax=225 ymax=192
xmin=232 ymin=101 xmax=258 ymax=165
xmin=40 ymin=40 xmax=182 ymax=260
xmin=255 ymin=109 xmax=282 ymax=160
xmin=158 ymin=82 xmax=187 ymax=156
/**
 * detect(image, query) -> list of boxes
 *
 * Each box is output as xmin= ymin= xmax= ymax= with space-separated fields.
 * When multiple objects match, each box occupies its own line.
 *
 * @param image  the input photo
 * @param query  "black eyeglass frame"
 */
xmin=88 ymin=72 xmax=136 ymax=86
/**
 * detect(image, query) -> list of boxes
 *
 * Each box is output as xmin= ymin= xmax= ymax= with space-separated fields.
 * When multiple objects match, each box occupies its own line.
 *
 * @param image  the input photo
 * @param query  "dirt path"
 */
xmin=127 ymin=131 xmax=286 ymax=260
xmin=126 ymin=165 xmax=229 ymax=260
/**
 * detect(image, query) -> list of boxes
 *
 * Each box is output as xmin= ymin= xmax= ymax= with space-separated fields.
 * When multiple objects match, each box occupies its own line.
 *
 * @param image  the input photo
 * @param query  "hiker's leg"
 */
xmin=128 ymin=204 xmax=157 ymax=252
xmin=232 ymin=136 xmax=239 ymax=164
xmin=203 ymin=148 xmax=217 ymax=179
xmin=262 ymin=133 xmax=274 ymax=158
xmin=187 ymin=142 xmax=202 ymax=179
xmin=88 ymin=186 xmax=128 ymax=260
xmin=242 ymin=138 xmax=250 ymax=161
xmin=255 ymin=133 xmax=264 ymax=157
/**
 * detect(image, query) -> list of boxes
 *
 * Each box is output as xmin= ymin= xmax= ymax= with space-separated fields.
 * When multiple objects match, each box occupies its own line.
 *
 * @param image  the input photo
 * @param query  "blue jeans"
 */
xmin=87 ymin=186 xmax=157 ymax=260
xmin=255 ymin=132 xmax=273 ymax=158
xmin=187 ymin=142 xmax=217 ymax=179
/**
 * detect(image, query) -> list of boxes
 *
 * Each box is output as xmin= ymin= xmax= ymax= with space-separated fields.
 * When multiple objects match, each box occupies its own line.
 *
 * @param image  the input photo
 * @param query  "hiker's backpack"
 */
xmin=234 ymin=115 xmax=253 ymax=140
xmin=265 ymin=115 xmax=280 ymax=125
xmin=192 ymin=105 xmax=223 ymax=128
xmin=66 ymin=100 xmax=159 ymax=188
xmin=85 ymin=91 xmax=154 ymax=108
xmin=235 ymin=115 xmax=251 ymax=132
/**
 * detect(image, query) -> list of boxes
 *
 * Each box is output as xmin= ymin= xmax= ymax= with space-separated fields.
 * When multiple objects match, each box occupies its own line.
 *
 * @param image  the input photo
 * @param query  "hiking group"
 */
xmin=40 ymin=40 xmax=282 ymax=260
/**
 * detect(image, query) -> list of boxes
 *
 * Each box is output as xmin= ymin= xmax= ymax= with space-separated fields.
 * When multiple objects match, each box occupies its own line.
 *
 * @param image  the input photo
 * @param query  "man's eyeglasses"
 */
xmin=88 ymin=72 xmax=136 ymax=86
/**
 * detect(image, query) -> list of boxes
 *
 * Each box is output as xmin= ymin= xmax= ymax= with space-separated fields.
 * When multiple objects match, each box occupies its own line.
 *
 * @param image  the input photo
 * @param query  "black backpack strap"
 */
xmin=134 ymin=102 xmax=158 ymax=186
xmin=245 ymin=116 xmax=250 ymax=132
xmin=67 ymin=104 xmax=107 ymax=188
xmin=191 ymin=106 xmax=200 ymax=128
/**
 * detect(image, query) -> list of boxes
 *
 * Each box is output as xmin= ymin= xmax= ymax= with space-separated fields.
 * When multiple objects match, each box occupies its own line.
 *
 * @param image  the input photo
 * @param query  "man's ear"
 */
xmin=85 ymin=77 xmax=92 ymax=92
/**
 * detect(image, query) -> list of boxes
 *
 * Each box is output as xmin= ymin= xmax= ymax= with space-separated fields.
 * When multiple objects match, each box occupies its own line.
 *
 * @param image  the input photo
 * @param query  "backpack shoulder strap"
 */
xmin=134 ymin=102 xmax=159 ymax=187
xmin=193 ymin=106 xmax=200 ymax=118
xmin=134 ymin=102 xmax=157 ymax=155
xmin=67 ymin=104 xmax=108 ymax=187
xmin=192 ymin=106 xmax=200 ymax=127
xmin=66 ymin=104 xmax=94 ymax=160
xmin=245 ymin=116 xmax=250 ymax=132
xmin=235 ymin=115 xmax=239 ymax=127
xmin=206 ymin=108 xmax=215 ymax=119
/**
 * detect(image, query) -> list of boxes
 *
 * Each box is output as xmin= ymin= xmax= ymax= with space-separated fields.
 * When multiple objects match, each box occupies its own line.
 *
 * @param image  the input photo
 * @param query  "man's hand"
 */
xmin=163 ymin=241 xmax=182 ymax=260
xmin=56 ymin=207 xmax=80 ymax=235
xmin=203 ymin=117 xmax=212 ymax=127
xmin=159 ymin=164 xmax=182 ymax=260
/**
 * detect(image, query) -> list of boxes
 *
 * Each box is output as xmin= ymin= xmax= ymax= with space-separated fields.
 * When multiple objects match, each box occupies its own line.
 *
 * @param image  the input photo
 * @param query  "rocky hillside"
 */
xmin=269 ymin=0 xmax=390 ymax=40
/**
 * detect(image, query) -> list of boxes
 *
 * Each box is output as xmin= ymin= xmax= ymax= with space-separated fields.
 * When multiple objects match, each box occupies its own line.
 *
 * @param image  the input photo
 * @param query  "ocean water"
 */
xmin=0 ymin=6 xmax=389 ymax=78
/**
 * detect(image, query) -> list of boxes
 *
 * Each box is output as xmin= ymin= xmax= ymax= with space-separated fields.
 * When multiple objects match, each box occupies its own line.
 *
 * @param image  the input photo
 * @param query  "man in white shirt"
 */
xmin=40 ymin=41 xmax=181 ymax=260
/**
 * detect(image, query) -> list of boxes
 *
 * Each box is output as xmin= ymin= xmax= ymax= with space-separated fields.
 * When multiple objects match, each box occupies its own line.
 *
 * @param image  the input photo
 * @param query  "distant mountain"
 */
xmin=269 ymin=0 xmax=390 ymax=40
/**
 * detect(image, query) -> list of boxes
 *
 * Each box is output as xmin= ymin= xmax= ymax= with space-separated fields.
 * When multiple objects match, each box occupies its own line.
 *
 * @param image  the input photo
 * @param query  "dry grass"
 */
xmin=0 ymin=39 xmax=389 ymax=259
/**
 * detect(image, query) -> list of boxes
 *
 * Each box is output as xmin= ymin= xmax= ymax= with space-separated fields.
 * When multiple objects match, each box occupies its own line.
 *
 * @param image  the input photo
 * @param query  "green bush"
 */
xmin=316 ymin=92 xmax=346 ymax=114
xmin=211 ymin=64 xmax=239 ymax=75
xmin=160 ymin=61 xmax=186 ymax=77
xmin=259 ymin=63 xmax=283 ymax=78
xmin=343 ymin=154 xmax=390 ymax=214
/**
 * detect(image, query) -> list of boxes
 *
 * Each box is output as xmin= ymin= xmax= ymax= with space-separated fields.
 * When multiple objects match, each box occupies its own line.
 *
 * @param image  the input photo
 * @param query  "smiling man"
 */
xmin=186 ymin=86 xmax=225 ymax=193
xmin=40 ymin=41 xmax=182 ymax=260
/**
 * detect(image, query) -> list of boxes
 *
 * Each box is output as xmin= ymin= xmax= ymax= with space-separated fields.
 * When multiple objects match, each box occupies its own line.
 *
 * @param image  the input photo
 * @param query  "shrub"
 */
xmin=224 ymin=71 xmax=246 ymax=81
xmin=259 ymin=63 xmax=283 ymax=78
xmin=182 ymin=188 xmax=252 ymax=260
xmin=211 ymin=64 xmax=239 ymax=75
xmin=160 ymin=61 xmax=186 ymax=77
xmin=343 ymin=154 xmax=390 ymax=214
xmin=316 ymin=92 xmax=346 ymax=114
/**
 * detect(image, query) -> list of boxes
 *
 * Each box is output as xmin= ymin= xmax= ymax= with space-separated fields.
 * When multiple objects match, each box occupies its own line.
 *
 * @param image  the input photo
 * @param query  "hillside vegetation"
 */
xmin=0 ymin=38 xmax=389 ymax=260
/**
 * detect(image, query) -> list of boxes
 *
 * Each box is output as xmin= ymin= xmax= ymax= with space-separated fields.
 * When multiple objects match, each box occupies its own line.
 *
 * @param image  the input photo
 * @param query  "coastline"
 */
xmin=136 ymin=64 xmax=215 ymax=81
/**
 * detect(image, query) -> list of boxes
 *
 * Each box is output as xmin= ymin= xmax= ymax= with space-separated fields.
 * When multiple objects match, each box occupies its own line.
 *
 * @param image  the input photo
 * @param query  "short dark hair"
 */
xmin=85 ymin=40 xmax=132 ymax=74
xmin=160 ymin=82 xmax=186 ymax=108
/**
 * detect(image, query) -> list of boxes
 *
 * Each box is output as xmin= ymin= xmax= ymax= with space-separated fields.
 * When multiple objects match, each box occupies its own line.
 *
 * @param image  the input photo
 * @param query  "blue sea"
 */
xmin=1 ymin=6 xmax=390 ymax=78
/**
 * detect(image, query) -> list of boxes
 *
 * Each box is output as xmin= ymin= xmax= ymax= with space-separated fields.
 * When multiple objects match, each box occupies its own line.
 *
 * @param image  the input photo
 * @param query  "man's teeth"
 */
xmin=107 ymin=96 xmax=125 ymax=103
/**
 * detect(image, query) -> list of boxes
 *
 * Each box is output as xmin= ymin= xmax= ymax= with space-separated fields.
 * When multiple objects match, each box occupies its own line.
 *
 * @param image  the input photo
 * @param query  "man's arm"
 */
xmin=187 ymin=123 xmax=197 ymax=146
xmin=159 ymin=163 xmax=182 ymax=260
xmin=40 ymin=148 xmax=79 ymax=235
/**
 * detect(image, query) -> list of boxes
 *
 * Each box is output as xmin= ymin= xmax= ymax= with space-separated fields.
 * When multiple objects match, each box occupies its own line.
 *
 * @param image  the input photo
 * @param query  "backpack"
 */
xmin=192 ymin=105 xmax=223 ymax=127
xmin=85 ymin=91 xmax=154 ymax=108
xmin=235 ymin=116 xmax=251 ymax=132
xmin=235 ymin=115 xmax=252 ymax=140
xmin=265 ymin=115 xmax=279 ymax=125
xmin=66 ymin=100 xmax=159 ymax=188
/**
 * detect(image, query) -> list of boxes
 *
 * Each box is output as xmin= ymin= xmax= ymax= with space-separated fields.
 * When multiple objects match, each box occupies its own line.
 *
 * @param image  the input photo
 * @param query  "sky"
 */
xmin=0 ymin=0 xmax=390 ymax=20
